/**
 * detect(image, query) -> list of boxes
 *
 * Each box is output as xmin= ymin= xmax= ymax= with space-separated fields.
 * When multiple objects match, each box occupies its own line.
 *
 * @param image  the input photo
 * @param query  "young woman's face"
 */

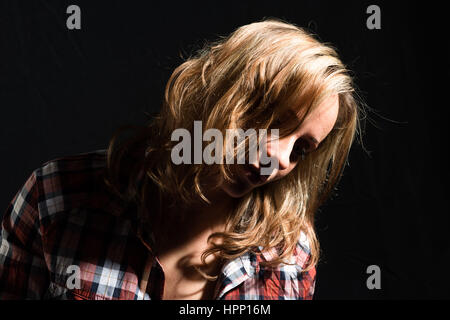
xmin=220 ymin=94 xmax=340 ymax=198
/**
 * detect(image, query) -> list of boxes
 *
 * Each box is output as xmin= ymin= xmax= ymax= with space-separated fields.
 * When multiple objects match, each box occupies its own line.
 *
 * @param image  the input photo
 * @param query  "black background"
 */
xmin=0 ymin=0 xmax=448 ymax=299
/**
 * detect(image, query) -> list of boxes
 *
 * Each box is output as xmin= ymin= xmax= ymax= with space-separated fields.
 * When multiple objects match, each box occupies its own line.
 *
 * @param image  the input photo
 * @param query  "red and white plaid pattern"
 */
xmin=0 ymin=150 xmax=316 ymax=300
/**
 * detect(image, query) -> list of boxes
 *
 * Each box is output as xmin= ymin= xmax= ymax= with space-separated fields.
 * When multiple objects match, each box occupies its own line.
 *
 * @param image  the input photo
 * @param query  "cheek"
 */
xmin=273 ymin=163 xmax=297 ymax=181
xmin=220 ymin=179 xmax=253 ymax=198
xmin=218 ymin=167 xmax=254 ymax=198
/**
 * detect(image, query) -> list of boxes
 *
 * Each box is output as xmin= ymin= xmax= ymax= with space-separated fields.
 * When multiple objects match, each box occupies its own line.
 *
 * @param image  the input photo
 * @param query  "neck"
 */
xmin=150 ymin=186 xmax=236 ymax=256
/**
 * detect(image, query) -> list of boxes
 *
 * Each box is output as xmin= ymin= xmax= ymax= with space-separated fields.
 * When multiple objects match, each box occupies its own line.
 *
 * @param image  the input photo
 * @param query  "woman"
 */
xmin=0 ymin=18 xmax=361 ymax=300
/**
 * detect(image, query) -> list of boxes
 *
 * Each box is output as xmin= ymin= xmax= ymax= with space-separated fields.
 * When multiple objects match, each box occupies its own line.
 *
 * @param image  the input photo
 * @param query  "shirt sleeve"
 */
xmin=0 ymin=170 xmax=50 ymax=299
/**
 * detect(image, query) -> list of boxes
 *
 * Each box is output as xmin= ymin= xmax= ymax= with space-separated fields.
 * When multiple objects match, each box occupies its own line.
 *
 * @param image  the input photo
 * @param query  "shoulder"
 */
xmin=258 ymin=232 xmax=316 ymax=299
xmin=38 ymin=149 xmax=108 ymax=175
xmin=219 ymin=231 xmax=317 ymax=300
xmin=9 ymin=149 xmax=127 ymax=230
xmin=1 ymin=149 xmax=140 ymax=299
xmin=257 ymin=230 xmax=313 ymax=270
xmin=1 ymin=149 xmax=108 ymax=260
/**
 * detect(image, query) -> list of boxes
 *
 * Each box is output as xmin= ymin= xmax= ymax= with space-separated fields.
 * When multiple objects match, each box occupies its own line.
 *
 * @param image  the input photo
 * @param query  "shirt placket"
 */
xmin=136 ymin=222 xmax=165 ymax=300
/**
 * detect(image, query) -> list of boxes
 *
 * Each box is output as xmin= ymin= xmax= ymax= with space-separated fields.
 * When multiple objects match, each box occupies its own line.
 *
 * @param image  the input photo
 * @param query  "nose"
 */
xmin=264 ymin=136 xmax=293 ymax=171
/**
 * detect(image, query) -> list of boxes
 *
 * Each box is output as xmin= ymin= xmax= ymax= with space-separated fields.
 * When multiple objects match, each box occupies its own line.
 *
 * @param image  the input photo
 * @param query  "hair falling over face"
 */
xmin=103 ymin=18 xmax=364 ymax=279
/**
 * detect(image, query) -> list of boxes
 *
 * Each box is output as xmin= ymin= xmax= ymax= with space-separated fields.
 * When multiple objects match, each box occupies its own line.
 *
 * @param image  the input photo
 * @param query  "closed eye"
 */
xmin=290 ymin=138 xmax=311 ymax=162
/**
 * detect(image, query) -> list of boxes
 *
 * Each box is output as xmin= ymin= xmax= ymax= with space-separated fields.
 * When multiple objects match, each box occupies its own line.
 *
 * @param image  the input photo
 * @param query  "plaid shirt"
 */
xmin=0 ymin=149 xmax=316 ymax=300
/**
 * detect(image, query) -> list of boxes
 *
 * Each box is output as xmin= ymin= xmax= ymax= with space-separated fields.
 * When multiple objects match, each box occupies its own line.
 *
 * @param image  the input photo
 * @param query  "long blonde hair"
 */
xmin=103 ymin=18 xmax=363 ymax=274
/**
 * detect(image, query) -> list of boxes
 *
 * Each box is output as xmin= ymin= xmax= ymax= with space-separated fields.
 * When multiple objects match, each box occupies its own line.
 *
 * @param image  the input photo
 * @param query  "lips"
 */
xmin=244 ymin=164 xmax=270 ymax=186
